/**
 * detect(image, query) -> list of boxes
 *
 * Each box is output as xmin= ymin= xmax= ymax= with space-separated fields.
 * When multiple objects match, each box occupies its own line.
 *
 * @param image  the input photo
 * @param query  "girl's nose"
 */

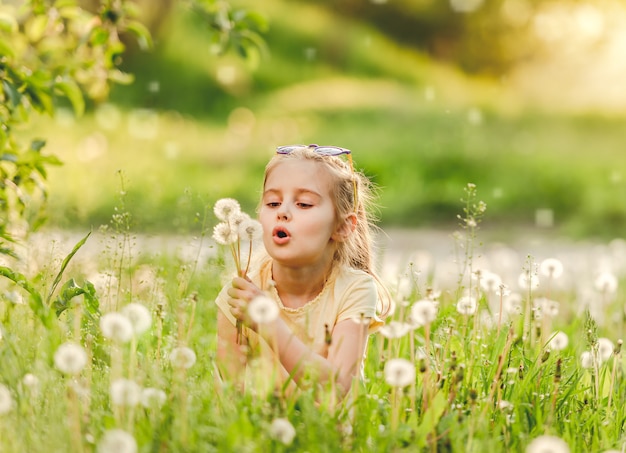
xmin=277 ymin=205 xmax=291 ymax=221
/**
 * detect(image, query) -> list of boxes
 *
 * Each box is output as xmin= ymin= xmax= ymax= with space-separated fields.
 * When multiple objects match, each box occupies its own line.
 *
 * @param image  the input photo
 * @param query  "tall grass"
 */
xmin=1 ymin=184 xmax=624 ymax=452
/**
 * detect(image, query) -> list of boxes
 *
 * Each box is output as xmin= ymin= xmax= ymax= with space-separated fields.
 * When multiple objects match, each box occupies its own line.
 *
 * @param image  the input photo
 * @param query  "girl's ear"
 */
xmin=332 ymin=213 xmax=357 ymax=242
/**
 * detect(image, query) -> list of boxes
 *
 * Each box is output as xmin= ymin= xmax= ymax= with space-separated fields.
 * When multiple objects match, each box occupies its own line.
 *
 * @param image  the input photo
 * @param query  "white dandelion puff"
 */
xmin=97 ymin=429 xmax=137 ymax=453
xmin=503 ymin=293 xmax=523 ymax=315
xmin=238 ymin=218 xmax=263 ymax=242
xmin=598 ymin=338 xmax=614 ymax=362
xmin=121 ymin=303 xmax=152 ymax=335
xmin=384 ymin=358 xmax=416 ymax=388
xmin=409 ymin=299 xmax=438 ymax=327
xmin=518 ymin=272 xmax=540 ymax=291
xmin=456 ymin=296 xmax=477 ymax=316
xmin=54 ymin=342 xmax=88 ymax=375
xmin=479 ymin=270 xmax=502 ymax=293
xmin=269 ymin=417 xmax=296 ymax=446
xmin=140 ymin=387 xmax=167 ymax=409
xmin=169 ymin=347 xmax=197 ymax=369
xmin=379 ymin=321 xmax=411 ymax=339
xmin=594 ymin=272 xmax=618 ymax=294
xmin=100 ymin=312 xmax=134 ymax=343
xmin=22 ymin=373 xmax=39 ymax=390
xmin=110 ymin=379 xmax=141 ymax=407
xmin=525 ymin=434 xmax=570 ymax=453
xmin=540 ymin=258 xmax=564 ymax=279
xmin=0 ymin=384 xmax=13 ymax=415
xmin=247 ymin=296 xmax=279 ymax=325
xmin=212 ymin=222 xmax=238 ymax=245
xmin=213 ymin=198 xmax=241 ymax=221
xmin=548 ymin=331 xmax=569 ymax=351
xmin=580 ymin=351 xmax=594 ymax=369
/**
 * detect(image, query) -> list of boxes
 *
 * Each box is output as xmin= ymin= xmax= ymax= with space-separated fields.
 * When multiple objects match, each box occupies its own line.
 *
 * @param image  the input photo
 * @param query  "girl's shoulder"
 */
xmin=333 ymin=264 xmax=376 ymax=290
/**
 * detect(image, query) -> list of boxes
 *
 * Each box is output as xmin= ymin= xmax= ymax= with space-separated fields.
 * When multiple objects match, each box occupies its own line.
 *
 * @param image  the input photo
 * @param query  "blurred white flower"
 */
xmin=54 ymin=342 xmax=88 ymax=375
xmin=409 ymin=299 xmax=438 ymax=327
xmin=498 ymin=400 xmax=514 ymax=411
xmin=140 ymin=387 xmax=167 ymax=409
xmin=548 ymin=331 xmax=569 ymax=351
xmin=495 ymin=284 xmax=511 ymax=297
xmin=212 ymin=222 xmax=237 ymax=245
xmin=121 ymin=303 xmax=152 ymax=335
xmin=396 ymin=276 xmax=413 ymax=300
xmin=247 ymin=296 xmax=279 ymax=325
xmin=384 ymin=358 xmax=415 ymax=388
xmin=97 ymin=429 xmax=137 ymax=453
xmin=0 ymin=383 xmax=13 ymax=415
xmin=478 ymin=270 xmax=502 ymax=293
xmin=503 ymin=293 xmax=523 ymax=315
xmin=169 ymin=347 xmax=197 ymax=369
xmin=456 ymin=296 xmax=477 ymax=316
xmin=535 ymin=298 xmax=560 ymax=317
xmin=540 ymin=258 xmax=564 ymax=279
xmin=379 ymin=321 xmax=411 ymax=339
xmin=269 ymin=417 xmax=296 ymax=445
xmin=598 ymin=337 xmax=614 ymax=362
xmin=518 ymin=272 xmax=540 ymax=291
xmin=22 ymin=373 xmax=39 ymax=390
xmin=594 ymin=272 xmax=618 ymax=294
xmin=213 ymin=198 xmax=241 ymax=222
xmin=110 ymin=379 xmax=141 ymax=407
xmin=580 ymin=351 xmax=594 ymax=369
xmin=100 ymin=312 xmax=134 ymax=343
xmin=525 ymin=434 xmax=570 ymax=453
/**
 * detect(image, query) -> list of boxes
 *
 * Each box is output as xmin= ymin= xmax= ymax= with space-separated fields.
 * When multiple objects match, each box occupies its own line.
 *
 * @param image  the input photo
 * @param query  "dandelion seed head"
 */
xmin=110 ymin=379 xmax=141 ymax=407
xmin=580 ymin=351 xmax=594 ymax=369
xmin=100 ymin=312 xmax=134 ymax=343
xmin=97 ymin=429 xmax=137 ymax=453
xmin=456 ymin=296 xmax=477 ymax=316
xmin=478 ymin=270 xmax=502 ymax=293
xmin=540 ymin=258 xmax=564 ymax=279
xmin=269 ymin=417 xmax=296 ymax=445
xmin=409 ymin=299 xmax=438 ymax=327
xmin=598 ymin=337 xmax=614 ymax=361
xmin=548 ymin=331 xmax=569 ymax=351
xmin=54 ymin=342 xmax=88 ymax=375
xmin=247 ymin=296 xmax=279 ymax=324
xmin=140 ymin=387 xmax=167 ymax=409
xmin=22 ymin=373 xmax=39 ymax=390
xmin=518 ymin=272 xmax=540 ymax=291
xmin=212 ymin=222 xmax=238 ymax=245
xmin=213 ymin=198 xmax=241 ymax=222
xmin=379 ymin=321 xmax=411 ymax=339
xmin=594 ymin=272 xmax=618 ymax=294
xmin=525 ymin=434 xmax=570 ymax=453
xmin=238 ymin=218 xmax=263 ymax=242
xmin=384 ymin=358 xmax=415 ymax=388
xmin=0 ymin=384 xmax=13 ymax=415
xmin=169 ymin=347 xmax=196 ymax=369
xmin=121 ymin=303 xmax=152 ymax=335
xmin=503 ymin=293 xmax=523 ymax=315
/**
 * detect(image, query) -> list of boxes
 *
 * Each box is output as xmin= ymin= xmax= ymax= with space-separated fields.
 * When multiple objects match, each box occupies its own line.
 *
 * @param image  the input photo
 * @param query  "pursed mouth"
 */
xmin=272 ymin=226 xmax=291 ymax=242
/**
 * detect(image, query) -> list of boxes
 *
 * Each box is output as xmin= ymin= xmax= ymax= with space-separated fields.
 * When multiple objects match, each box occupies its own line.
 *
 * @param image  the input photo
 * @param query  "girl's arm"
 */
xmin=226 ymin=277 xmax=370 ymax=398
xmin=216 ymin=308 xmax=247 ymax=387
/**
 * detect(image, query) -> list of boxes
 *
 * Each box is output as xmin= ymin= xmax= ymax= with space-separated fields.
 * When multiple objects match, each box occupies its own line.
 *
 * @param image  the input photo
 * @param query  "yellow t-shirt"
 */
xmin=215 ymin=258 xmax=384 ymax=395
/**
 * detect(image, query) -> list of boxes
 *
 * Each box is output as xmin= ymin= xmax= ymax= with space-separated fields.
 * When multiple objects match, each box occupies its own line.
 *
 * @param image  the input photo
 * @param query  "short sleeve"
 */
xmin=214 ymin=284 xmax=237 ymax=326
xmin=336 ymin=270 xmax=384 ymax=333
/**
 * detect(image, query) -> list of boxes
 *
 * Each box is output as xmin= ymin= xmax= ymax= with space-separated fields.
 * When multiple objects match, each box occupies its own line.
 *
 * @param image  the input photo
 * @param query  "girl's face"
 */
xmin=259 ymin=159 xmax=343 ymax=268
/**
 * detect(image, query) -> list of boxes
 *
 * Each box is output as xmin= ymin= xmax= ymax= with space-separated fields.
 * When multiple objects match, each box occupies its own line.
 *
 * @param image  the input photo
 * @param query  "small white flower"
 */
xmin=525 ymin=434 xmax=570 ymax=453
xmin=269 ymin=417 xmax=296 ymax=445
xmin=238 ymin=218 xmax=263 ymax=242
xmin=213 ymin=198 xmax=241 ymax=222
xmin=169 ymin=347 xmax=196 ymax=369
xmin=396 ymin=276 xmax=413 ymax=300
xmin=0 ymin=384 xmax=13 ymax=415
xmin=384 ymin=358 xmax=416 ymax=388
xmin=580 ymin=351 xmax=594 ymax=369
xmin=495 ymin=284 xmax=511 ymax=297
xmin=140 ymin=387 xmax=167 ymax=409
xmin=121 ymin=303 xmax=152 ymax=335
xmin=212 ymin=222 xmax=238 ymax=245
xmin=479 ymin=270 xmax=502 ymax=293
xmin=22 ymin=373 xmax=39 ymax=390
xmin=594 ymin=272 xmax=618 ymax=294
xmin=535 ymin=298 xmax=560 ymax=318
xmin=498 ymin=400 xmax=514 ymax=411
xmin=247 ymin=295 xmax=279 ymax=324
xmin=100 ymin=312 xmax=134 ymax=343
xmin=409 ymin=299 xmax=438 ymax=327
xmin=598 ymin=338 xmax=614 ymax=362
xmin=110 ymin=379 xmax=141 ymax=407
xmin=97 ymin=429 xmax=137 ymax=453
xmin=456 ymin=296 xmax=477 ymax=316
xmin=54 ymin=342 xmax=88 ymax=375
xmin=548 ymin=331 xmax=569 ymax=351
xmin=540 ymin=258 xmax=564 ymax=279
xmin=518 ymin=272 xmax=540 ymax=291
xmin=503 ymin=293 xmax=523 ymax=315
xmin=379 ymin=321 xmax=411 ymax=339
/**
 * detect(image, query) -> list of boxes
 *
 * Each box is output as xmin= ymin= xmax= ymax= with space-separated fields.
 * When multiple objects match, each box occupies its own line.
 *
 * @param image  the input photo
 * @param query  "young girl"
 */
xmin=215 ymin=144 xmax=391 ymax=399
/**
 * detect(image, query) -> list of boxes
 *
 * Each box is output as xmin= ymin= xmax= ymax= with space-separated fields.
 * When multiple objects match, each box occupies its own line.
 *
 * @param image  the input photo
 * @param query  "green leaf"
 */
xmin=55 ymin=79 xmax=85 ymax=117
xmin=46 ymin=231 xmax=91 ymax=305
xmin=415 ymin=391 xmax=447 ymax=448
xmin=2 ymin=80 xmax=21 ymax=107
xmin=30 ymin=139 xmax=47 ymax=152
xmin=0 ymin=266 xmax=53 ymax=328
xmin=125 ymin=20 xmax=153 ymax=50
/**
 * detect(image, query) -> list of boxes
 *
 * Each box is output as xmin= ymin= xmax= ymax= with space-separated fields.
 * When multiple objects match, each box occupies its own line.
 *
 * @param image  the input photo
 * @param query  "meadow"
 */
xmin=1 ymin=184 xmax=625 ymax=452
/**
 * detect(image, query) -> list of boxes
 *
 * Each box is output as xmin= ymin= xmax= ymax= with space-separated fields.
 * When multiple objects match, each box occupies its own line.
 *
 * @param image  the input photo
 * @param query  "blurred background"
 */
xmin=24 ymin=0 xmax=626 ymax=240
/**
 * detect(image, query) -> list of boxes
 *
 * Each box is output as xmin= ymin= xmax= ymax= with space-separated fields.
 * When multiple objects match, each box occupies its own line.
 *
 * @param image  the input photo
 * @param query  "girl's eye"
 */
xmin=297 ymin=202 xmax=313 ymax=208
xmin=266 ymin=202 xmax=281 ymax=208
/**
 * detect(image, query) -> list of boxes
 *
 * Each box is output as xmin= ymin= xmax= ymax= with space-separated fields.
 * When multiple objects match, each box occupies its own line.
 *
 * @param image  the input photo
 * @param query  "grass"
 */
xmin=1 ymin=186 xmax=625 ymax=452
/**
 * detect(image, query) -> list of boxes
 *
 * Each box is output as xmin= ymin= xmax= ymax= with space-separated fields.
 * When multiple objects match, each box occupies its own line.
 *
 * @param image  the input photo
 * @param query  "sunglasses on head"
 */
xmin=276 ymin=144 xmax=358 ymax=213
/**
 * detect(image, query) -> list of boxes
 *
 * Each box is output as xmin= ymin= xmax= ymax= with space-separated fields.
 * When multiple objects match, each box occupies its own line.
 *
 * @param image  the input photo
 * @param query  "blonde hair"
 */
xmin=262 ymin=147 xmax=391 ymax=318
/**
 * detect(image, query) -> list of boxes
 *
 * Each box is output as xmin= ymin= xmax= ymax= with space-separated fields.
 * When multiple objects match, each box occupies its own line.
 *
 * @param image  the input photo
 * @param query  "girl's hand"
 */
xmin=226 ymin=276 xmax=265 ymax=330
